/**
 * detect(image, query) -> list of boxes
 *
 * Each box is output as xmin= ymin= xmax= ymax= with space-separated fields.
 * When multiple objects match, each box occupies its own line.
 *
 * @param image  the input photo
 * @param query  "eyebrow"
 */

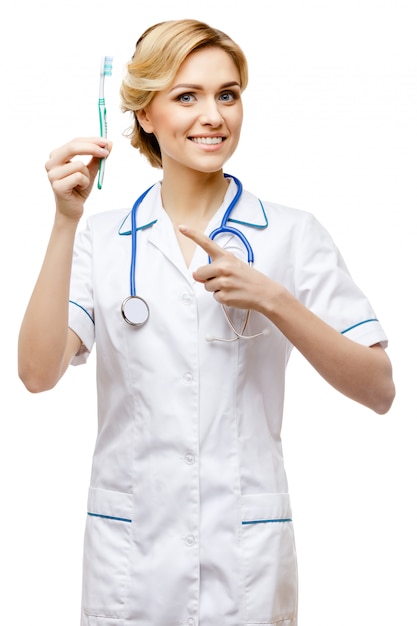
xmin=169 ymin=81 xmax=241 ymax=93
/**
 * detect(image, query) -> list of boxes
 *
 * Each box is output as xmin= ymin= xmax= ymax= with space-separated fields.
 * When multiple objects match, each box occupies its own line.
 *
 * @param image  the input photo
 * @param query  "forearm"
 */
xmin=261 ymin=283 xmax=395 ymax=414
xmin=18 ymin=214 xmax=79 ymax=392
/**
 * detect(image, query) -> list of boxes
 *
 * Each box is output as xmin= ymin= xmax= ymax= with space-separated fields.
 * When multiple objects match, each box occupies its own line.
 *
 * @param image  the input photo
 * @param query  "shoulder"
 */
xmin=242 ymin=187 xmax=325 ymax=233
xmin=86 ymin=207 xmax=131 ymax=228
xmin=77 ymin=207 xmax=132 ymax=241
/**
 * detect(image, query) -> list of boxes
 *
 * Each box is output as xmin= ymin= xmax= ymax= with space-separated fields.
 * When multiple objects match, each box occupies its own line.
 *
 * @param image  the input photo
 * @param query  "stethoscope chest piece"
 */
xmin=121 ymin=295 xmax=150 ymax=327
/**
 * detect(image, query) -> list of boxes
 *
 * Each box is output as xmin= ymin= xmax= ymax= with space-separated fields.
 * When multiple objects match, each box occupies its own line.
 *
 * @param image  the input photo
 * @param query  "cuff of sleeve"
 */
xmin=68 ymin=300 xmax=95 ymax=365
xmin=342 ymin=318 xmax=388 ymax=349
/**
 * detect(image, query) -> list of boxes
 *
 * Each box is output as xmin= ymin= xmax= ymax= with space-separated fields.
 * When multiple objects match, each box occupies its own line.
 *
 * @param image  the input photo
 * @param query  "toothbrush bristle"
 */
xmin=103 ymin=56 xmax=113 ymax=76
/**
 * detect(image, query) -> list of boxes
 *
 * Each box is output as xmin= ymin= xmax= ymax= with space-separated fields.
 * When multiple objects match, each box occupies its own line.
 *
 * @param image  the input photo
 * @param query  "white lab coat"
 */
xmin=68 ymin=178 xmax=388 ymax=626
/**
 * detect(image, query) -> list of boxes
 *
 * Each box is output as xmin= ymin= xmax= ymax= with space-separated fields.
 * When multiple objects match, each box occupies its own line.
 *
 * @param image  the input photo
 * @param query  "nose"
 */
xmin=199 ymin=97 xmax=224 ymax=127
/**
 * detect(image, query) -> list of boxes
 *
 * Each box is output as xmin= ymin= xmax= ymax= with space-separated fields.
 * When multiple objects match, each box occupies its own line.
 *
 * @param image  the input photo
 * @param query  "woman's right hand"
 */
xmin=45 ymin=137 xmax=111 ymax=221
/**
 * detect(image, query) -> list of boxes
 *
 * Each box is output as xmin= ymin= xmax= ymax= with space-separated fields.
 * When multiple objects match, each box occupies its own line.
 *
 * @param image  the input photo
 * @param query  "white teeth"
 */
xmin=191 ymin=137 xmax=223 ymax=144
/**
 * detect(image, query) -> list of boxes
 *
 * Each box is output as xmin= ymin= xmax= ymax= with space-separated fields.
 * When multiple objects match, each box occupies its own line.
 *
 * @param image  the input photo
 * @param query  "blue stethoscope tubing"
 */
xmin=208 ymin=174 xmax=254 ymax=264
xmin=120 ymin=184 xmax=155 ymax=326
xmin=121 ymin=173 xmax=254 ymax=326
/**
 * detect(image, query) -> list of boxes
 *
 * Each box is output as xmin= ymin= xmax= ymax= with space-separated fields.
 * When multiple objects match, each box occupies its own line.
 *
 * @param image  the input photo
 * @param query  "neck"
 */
xmin=160 ymin=168 xmax=229 ymax=228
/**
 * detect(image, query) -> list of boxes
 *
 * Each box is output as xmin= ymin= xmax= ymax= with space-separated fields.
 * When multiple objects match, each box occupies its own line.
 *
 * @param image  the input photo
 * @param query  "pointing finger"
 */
xmin=178 ymin=225 xmax=226 ymax=261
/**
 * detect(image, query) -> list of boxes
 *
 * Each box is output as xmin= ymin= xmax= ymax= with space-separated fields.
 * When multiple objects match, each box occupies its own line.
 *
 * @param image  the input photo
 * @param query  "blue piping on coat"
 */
xmin=88 ymin=512 xmax=132 ymax=523
xmin=242 ymin=518 xmax=292 ymax=525
xmin=341 ymin=318 xmax=378 ymax=335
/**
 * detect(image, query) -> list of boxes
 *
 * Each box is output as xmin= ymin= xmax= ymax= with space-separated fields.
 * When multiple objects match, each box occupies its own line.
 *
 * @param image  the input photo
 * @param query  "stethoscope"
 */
xmin=121 ymin=174 xmax=270 ymax=341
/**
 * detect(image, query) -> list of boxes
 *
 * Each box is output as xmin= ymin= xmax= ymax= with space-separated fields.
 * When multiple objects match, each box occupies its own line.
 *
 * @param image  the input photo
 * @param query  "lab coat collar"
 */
xmin=118 ymin=182 xmax=161 ymax=236
xmin=117 ymin=177 xmax=268 ymax=236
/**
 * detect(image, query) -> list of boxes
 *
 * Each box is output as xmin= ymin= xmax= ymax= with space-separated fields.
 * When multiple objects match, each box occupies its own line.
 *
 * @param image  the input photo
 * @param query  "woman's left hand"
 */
xmin=178 ymin=225 xmax=274 ymax=312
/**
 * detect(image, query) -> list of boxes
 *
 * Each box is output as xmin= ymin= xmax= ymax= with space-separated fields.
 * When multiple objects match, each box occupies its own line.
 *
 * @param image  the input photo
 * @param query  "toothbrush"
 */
xmin=97 ymin=55 xmax=113 ymax=189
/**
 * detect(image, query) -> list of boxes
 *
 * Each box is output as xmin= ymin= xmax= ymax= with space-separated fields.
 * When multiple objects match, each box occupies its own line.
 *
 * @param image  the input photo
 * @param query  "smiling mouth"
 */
xmin=190 ymin=137 xmax=224 ymax=145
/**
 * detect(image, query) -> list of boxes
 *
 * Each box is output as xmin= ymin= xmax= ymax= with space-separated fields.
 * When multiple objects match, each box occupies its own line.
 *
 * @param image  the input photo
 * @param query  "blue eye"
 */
xmin=178 ymin=93 xmax=195 ymax=103
xmin=219 ymin=91 xmax=240 ymax=104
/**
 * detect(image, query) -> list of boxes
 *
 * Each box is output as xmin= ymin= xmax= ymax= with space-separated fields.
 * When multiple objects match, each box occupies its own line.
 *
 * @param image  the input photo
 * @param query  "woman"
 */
xmin=18 ymin=18 xmax=395 ymax=626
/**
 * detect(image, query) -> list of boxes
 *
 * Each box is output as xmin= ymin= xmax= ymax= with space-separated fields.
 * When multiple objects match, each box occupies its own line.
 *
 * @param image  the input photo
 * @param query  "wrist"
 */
xmin=254 ymin=277 xmax=290 ymax=318
xmin=54 ymin=209 xmax=82 ymax=231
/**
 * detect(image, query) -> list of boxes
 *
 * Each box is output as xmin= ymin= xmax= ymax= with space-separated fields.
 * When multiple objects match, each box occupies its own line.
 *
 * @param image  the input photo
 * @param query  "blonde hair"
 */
xmin=120 ymin=19 xmax=248 ymax=168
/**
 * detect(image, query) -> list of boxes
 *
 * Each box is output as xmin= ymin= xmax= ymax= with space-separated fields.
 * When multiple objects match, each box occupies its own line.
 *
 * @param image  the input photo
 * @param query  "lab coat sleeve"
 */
xmin=68 ymin=219 xmax=96 ymax=365
xmin=293 ymin=211 xmax=388 ymax=348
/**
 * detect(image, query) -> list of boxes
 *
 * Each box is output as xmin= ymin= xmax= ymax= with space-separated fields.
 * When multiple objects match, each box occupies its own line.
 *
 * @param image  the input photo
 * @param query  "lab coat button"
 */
xmin=183 ymin=372 xmax=193 ymax=384
xmin=184 ymin=452 xmax=195 ymax=465
xmin=185 ymin=534 xmax=196 ymax=546
xmin=181 ymin=292 xmax=192 ymax=304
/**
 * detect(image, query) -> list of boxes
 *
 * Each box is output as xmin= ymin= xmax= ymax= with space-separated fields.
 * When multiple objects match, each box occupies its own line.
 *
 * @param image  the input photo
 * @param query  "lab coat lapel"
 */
xmin=118 ymin=183 xmax=191 ymax=277
xmin=118 ymin=182 xmax=162 ymax=236
xmin=147 ymin=211 xmax=191 ymax=276
xmin=221 ymin=177 xmax=268 ymax=229
xmin=199 ymin=178 xmax=269 ymax=260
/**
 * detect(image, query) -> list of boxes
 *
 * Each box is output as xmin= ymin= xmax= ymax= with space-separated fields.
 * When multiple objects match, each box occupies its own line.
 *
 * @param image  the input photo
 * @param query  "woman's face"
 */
xmin=137 ymin=46 xmax=243 ymax=174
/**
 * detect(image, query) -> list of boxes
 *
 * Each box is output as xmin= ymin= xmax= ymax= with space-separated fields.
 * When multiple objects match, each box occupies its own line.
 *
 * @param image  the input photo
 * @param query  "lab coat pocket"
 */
xmin=82 ymin=487 xmax=133 ymax=621
xmin=241 ymin=493 xmax=298 ymax=625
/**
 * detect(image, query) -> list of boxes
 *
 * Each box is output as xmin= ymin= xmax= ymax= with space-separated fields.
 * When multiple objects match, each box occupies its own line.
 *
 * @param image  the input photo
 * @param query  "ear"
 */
xmin=136 ymin=109 xmax=154 ymax=134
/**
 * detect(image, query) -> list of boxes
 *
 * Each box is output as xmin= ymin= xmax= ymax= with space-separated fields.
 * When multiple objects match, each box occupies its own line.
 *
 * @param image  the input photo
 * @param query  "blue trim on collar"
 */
xmin=117 ymin=179 xmax=269 ymax=235
xmin=118 ymin=214 xmax=157 ymax=236
xmin=228 ymin=199 xmax=268 ymax=229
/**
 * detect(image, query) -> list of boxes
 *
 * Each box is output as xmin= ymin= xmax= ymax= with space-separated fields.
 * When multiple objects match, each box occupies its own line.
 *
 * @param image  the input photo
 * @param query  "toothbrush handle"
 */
xmin=97 ymin=153 xmax=106 ymax=190
xmin=97 ymin=99 xmax=107 ymax=189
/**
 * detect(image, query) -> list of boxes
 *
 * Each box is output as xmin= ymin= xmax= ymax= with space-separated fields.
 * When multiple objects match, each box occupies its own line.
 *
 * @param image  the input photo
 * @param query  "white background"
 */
xmin=1 ymin=1 xmax=415 ymax=624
